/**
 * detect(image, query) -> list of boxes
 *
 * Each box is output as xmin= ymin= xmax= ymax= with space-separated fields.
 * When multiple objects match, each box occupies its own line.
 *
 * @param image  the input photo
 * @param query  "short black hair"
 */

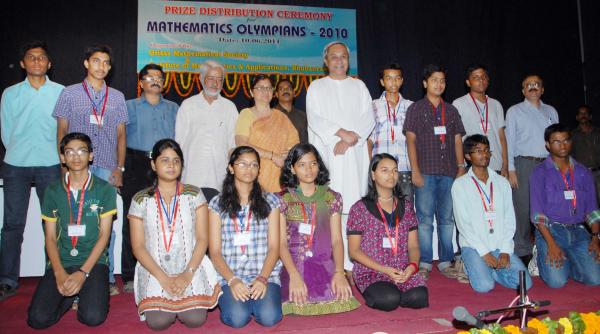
xmin=463 ymin=134 xmax=490 ymax=155
xmin=465 ymin=63 xmax=488 ymax=80
xmin=21 ymin=40 xmax=49 ymax=60
xmin=544 ymin=123 xmax=571 ymax=142
xmin=139 ymin=63 xmax=165 ymax=81
xmin=276 ymin=78 xmax=293 ymax=91
xmin=280 ymin=143 xmax=330 ymax=188
xmin=84 ymin=44 xmax=112 ymax=62
xmin=60 ymin=132 xmax=93 ymax=154
xmin=423 ymin=64 xmax=446 ymax=81
xmin=577 ymin=104 xmax=591 ymax=114
xmin=380 ymin=63 xmax=404 ymax=79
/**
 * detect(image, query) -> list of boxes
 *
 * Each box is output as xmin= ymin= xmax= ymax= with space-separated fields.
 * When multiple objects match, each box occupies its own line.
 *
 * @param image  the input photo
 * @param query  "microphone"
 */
xmin=453 ymin=306 xmax=485 ymax=329
xmin=530 ymin=300 xmax=551 ymax=307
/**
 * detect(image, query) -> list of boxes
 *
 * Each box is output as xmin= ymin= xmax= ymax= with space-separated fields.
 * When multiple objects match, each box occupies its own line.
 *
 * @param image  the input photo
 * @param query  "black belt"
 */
xmin=126 ymin=148 xmax=150 ymax=159
xmin=517 ymin=156 xmax=545 ymax=162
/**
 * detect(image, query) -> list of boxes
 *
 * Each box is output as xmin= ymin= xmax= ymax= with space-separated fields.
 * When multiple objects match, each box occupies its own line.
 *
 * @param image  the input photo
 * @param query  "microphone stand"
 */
xmin=476 ymin=271 xmax=547 ymax=329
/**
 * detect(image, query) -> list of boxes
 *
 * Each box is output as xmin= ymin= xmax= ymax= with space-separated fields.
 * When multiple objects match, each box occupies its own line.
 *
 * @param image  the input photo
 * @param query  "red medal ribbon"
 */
xmin=385 ymin=95 xmax=399 ymax=143
xmin=431 ymin=100 xmax=446 ymax=144
xmin=559 ymin=165 xmax=577 ymax=211
xmin=376 ymin=200 xmax=399 ymax=256
xmin=67 ymin=173 xmax=90 ymax=251
xmin=469 ymin=93 xmax=489 ymax=135
xmin=233 ymin=207 xmax=252 ymax=255
xmin=298 ymin=200 xmax=317 ymax=250
xmin=82 ymin=81 xmax=109 ymax=128
xmin=471 ymin=177 xmax=494 ymax=232
xmin=155 ymin=182 xmax=180 ymax=254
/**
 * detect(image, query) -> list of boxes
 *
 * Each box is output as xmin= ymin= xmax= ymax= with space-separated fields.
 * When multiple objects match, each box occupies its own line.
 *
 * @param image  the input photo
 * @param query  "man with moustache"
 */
xmin=54 ymin=44 xmax=128 ymax=295
xmin=505 ymin=74 xmax=558 ymax=266
xmin=274 ymin=78 xmax=308 ymax=143
xmin=120 ymin=63 xmax=178 ymax=292
xmin=571 ymin=105 xmax=600 ymax=203
xmin=403 ymin=64 xmax=466 ymax=281
xmin=306 ymin=41 xmax=375 ymax=272
xmin=0 ymin=41 xmax=64 ymax=300
xmin=175 ymin=60 xmax=238 ymax=190
xmin=453 ymin=64 xmax=508 ymax=176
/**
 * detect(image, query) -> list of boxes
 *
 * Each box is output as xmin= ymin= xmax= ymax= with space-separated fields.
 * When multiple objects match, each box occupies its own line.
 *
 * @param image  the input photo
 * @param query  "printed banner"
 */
xmin=137 ymin=0 xmax=358 ymax=76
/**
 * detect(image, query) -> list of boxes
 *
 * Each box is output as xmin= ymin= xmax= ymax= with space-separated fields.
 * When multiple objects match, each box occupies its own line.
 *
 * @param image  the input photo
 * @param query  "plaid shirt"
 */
xmin=403 ymin=97 xmax=465 ymax=177
xmin=53 ymin=80 xmax=128 ymax=170
xmin=209 ymin=192 xmax=282 ymax=286
xmin=370 ymin=92 xmax=413 ymax=171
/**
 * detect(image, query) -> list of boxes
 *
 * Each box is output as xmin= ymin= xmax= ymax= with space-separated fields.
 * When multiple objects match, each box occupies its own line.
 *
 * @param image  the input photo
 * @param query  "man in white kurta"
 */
xmin=175 ymin=60 xmax=238 ymax=190
xmin=306 ymin=42 xmax=375 ymax=270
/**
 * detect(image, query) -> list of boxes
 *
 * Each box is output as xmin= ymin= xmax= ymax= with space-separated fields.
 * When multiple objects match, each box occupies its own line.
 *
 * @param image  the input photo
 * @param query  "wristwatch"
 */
xmin=117 ymin=166 xmax=125 ymax=172
xmin=457 ymin=162 xmax=467 ymax=168
xmin=78 ymin=268 xmax=90 ymax=278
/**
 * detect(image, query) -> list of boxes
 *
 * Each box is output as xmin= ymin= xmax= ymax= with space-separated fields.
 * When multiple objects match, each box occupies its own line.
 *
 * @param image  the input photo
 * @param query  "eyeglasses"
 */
xmin=526 ymin=82 xmax=541 ymax=90
xmin=469 ymin=149 xmax=492 ymax=155
xmin=470 ymin=75 xmax=489 ymax=82
xmin=24 ymin=54 xmax=48 ymax=63
xmin=234 ymin=162 xmax=260 ymax=170
xmin=142 ymin=76 xmax=165 ymax=83
xmin=64 ymin=149 xmax=89 ymax=158
xmin=205 ymin=76 xmax=223 ymax=83
xmin=253 ymin=86 xmax=274 ymax=93
xmin=277 ymin=86 xmax=293 ymax=92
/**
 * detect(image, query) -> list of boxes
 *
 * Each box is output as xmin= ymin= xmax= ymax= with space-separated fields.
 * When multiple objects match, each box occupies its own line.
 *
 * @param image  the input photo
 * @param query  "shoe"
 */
xmin=109 ymin=283 xmax=120 ymax=296
xmin=418 ymin=267 xmax=430 ymax=280
xmin=440 ymin=266 xmax=459 ymax=279
xmin=454 ymin=259 xmax=470 ymax=284
xmin=0 ymin=284 xmax=16 ymax=301
xmin=123 ymin=281 xmax=134 ymax=293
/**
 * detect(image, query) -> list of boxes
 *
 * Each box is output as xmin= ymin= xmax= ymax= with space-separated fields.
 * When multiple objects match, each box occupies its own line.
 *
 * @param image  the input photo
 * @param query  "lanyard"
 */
xmin=431 ymin=100 xmax=446 ymax=144
xmin=376 ymin=200 xmax=399 ymax=256
xmin=67 ymin=174 xmax=90 ymax=251
xmin=155 ymin=183 xmax=180 ymax=254
xmin=82 ymin=81 xmax=109 ymax=128
xmin=469 ymin=93 xmax=489 ymax=135
xmin=291 ymin=189 xmax=317 ymax=250
xmin=471 ymin=177 xmax=494 ymax=232
xmin=385 ymin=95 xmax=400 ymax=143
xmin=233 ymin=206 xmax=252 ymax=254
xmin=559 ymin=166 xmax=577 ymax=210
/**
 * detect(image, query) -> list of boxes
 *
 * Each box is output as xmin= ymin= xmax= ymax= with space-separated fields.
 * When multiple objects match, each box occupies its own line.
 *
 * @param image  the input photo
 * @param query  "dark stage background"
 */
xmin=1 ymin=0 xmax=599 ymax=133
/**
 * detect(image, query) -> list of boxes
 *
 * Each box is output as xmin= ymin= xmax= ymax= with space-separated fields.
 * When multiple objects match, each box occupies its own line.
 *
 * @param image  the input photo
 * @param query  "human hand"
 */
xmin=288 ymin=273 xmax=308 ymax=305
xmin=497 ymin=253 xmax=510 ymax=269
xmin=411 ymin=171 xmax=424 ymax=188
xmin=331 ymin=271 xmax=352 ymax=301
xmin=508 ymin=171 xmax=519 ymax=189
xmin=482 ymin=253 xmax=499 ymax=269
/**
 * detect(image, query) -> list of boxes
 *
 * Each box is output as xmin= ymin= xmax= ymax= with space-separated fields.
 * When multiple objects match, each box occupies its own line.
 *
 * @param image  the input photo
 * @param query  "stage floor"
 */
xmin=2 ymin=268 xmax=599 ymax=334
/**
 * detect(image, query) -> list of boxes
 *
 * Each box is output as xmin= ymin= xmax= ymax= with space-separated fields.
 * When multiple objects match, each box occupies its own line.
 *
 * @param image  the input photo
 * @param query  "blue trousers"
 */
xmin=218 ymin=282 xmax=282 ymax=328
xmin=462 ymin=247 xmax=532 ymax=293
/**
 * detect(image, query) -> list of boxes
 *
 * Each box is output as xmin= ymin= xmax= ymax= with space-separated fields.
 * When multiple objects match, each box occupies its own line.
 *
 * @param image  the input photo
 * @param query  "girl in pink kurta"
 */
xmin=347 ymin=153 xmax=428 ymax=311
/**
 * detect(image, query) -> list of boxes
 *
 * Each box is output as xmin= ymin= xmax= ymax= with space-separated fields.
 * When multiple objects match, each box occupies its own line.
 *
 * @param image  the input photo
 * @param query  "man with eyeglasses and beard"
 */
xmin=175 ymin=60 xmax=238 ymax=191
xmin=505 ymin=74 xmax=558 ymax=267
xmin=274 ymin=78 xmax=308 ymax=143
xmin=120 ymin=63 xmax=178 ymax=293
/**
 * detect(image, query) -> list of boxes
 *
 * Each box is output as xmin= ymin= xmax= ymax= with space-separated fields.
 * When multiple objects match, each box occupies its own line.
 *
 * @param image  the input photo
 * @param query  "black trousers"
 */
xmin=27 ymin=264 xmax=109 ymax=329
xmin=121 ymin=148 xmax=154 ymax=282
xmin=362 ymin=281 xmax=428 ymax=312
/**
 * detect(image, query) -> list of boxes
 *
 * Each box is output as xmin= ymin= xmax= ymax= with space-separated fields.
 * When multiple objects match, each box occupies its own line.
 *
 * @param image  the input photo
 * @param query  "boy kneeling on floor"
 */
xmin=27 ymin=132 xmax=116 ymax=329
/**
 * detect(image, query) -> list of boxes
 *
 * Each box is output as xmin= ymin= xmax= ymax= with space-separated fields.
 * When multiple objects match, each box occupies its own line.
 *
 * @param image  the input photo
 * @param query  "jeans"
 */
xmin=27 ymin=264 xmax=109 ymax=329
xmin=535 ymin=223 xmax=600 ymax=288
xmin=461 ymin=247 xmax=532 ymax=293
xmin=0 ymin=163 xmax=60 ymax=288
xmin=218 ymin=282 xmax=282 ymax=328
xmin=415 ymin=174 xmax=455 ymax=270
xmin=89 ymin=165 xmax=116 ymax=284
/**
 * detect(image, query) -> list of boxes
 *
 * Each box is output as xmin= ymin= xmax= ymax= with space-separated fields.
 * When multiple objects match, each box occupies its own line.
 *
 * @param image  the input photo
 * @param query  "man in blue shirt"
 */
xmin=0 ymin=41 xmax=64 ymax=300
xmin=121 ymin=63 xmax=178 ymax=292
xmin=505 ymin=74 xmax=559 ymax=266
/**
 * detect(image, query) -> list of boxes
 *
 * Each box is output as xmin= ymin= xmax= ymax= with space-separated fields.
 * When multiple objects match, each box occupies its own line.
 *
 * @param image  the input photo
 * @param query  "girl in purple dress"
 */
xmin=279 ymin=143 xmax=359 ymax=315
xmin=348 ymin=153 xmax=428 ymax=311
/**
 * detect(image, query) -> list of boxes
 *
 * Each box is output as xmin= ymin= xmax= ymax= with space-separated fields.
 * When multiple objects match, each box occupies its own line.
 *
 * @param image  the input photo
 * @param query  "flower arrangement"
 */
xmin=456 ymin=311 xmax=600 ymax=334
